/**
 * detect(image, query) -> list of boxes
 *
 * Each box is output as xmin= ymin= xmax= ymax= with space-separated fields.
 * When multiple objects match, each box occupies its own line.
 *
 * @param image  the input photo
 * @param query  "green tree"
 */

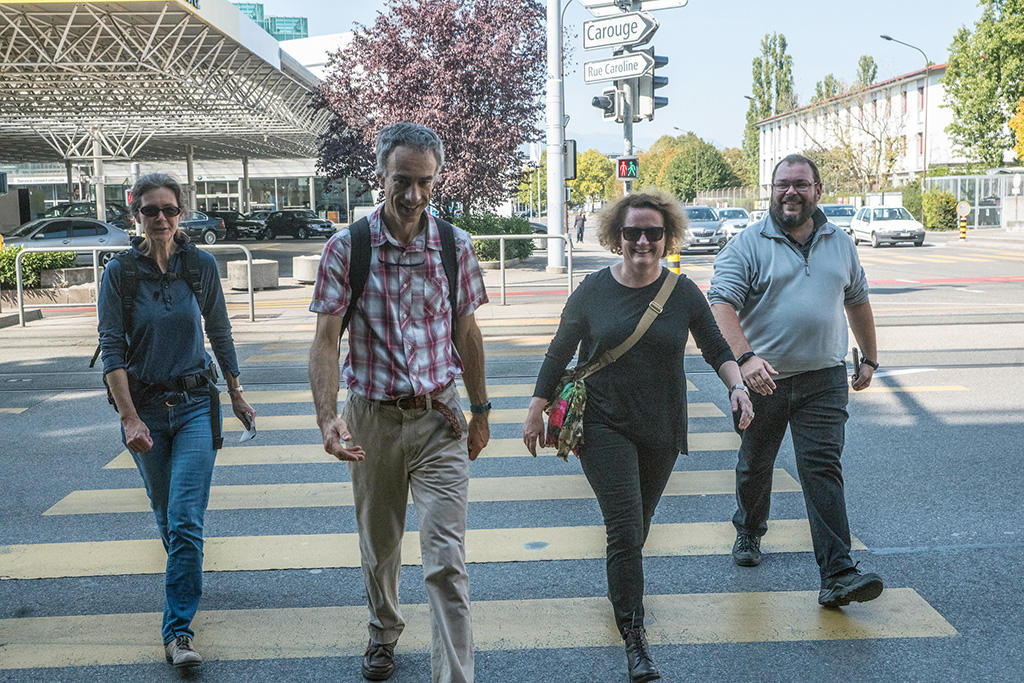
xmin=855 ymin=55 xmax=878 ymax=87
xmin=945 ymin=0 xmax=1024 ymax=167
xmin=902 ymin=182 xmax=923 ymax=221
xmin=812 ymin=74 xmax=842 ymax=102
xmin=661 ymin=135 xmax=739 ymax=202
xmin=743 ymin=32 xmax=797 ymax=183
xmin=568 ymin=148 xmax=613 ymax=203
xmin=1009 ymin=97 xmax=1024 ymax=161
xmin=922 ymin=188 xmax=958 ymax=230
xmin=638 ymin=134 xmax=684 ymax=190
xmin=721 ymin=147 xmax=752 ymax=186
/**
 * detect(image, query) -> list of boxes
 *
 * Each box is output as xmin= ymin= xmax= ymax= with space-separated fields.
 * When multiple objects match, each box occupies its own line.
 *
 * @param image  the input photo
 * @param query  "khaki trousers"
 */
xmin=343 ymin=382 xmax=473 ymax=683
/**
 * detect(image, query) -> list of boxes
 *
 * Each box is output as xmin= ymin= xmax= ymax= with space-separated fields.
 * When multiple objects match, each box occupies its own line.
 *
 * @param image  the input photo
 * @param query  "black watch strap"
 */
xmin=860 ymin=357 xmax=879 ymax=370
xmin=469 ymin=401 xmax=492 ymax=414
xmin=736 ymin=351 xmax=756 ymax=366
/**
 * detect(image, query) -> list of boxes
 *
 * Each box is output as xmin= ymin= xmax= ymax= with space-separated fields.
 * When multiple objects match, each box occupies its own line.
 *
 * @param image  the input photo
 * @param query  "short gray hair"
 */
xmin=375 ymin=122 xmax=445 ymax=177
xmin=129 ymin=173 xmax=183 ymax=216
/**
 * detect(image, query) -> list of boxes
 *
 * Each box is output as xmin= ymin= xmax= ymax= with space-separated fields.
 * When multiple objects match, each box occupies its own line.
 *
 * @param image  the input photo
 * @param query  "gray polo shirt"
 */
xmin=708 ymin=209 xmax=869 ymax=379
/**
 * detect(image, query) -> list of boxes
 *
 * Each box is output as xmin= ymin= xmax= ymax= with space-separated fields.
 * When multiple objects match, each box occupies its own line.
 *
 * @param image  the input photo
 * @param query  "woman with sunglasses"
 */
xmin=522 ymin=191 xmax=753 ymax=682
xmin=97 ymin=173 xmax=254 ymax=669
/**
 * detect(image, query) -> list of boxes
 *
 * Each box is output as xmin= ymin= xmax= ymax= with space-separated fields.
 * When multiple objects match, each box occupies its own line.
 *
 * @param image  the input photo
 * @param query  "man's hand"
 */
xmin=851 ymin=364 xmax=874 ymax=391
xmin=467 ymin=413 xmax=490 ymax=460
xmin=320 ymin=415 xmax=366 ymax=461
xmin=742 ymin=356 xmax=779 ymax=395
xmin=122 ymin=415 xmax=153 ymax=453
xmin=522 ymin=397 xmax=547 ymax=457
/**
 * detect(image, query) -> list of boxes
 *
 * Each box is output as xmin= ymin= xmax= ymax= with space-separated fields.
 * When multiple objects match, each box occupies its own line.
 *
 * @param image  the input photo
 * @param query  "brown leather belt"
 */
xmin=375 ymin=380 xmax=461 ymax=440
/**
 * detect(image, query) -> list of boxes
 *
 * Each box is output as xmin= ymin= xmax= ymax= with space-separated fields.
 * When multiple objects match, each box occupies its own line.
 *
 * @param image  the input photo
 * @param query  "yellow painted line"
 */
xmin=0 ymin=519 xmax=861 ymax=579
xmin=105 ymin=430 xmax=735 ymax=468
xmin=217 ymin=403 xmax=723 ymax=433
xmin=0 ymin=588 xmax=954 ymax=669
xmin=247 ymin=346 xmax=556 ymax=363
xmin=46 ymin=469 xmax=800 ymax=515
xmin=859 ymin=258 xmax=916 ymax=266
xmin=856 ymin=385 xmax=968 ymax=394
xmin=0 ymin=408 xmax=27 ymax=414
xmin=291 ymin=318 xmax=566 ymax=332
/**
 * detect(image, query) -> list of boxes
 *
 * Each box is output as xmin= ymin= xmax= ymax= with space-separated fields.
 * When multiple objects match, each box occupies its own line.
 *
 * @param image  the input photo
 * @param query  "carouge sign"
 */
xmin=583 ymin=12 xmax=658 ymax=50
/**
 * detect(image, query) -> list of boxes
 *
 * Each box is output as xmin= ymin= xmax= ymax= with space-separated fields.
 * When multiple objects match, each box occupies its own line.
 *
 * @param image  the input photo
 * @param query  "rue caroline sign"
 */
xmin=583 ymin=51 xmax=654 ymax=84
xmin=582 ymin=12 xmax=658 ymax=50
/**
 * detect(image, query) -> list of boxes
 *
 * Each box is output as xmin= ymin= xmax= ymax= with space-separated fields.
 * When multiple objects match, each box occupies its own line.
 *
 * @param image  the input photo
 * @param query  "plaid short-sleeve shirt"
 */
xmin=309 ymin=206 xmax=489 ymax=400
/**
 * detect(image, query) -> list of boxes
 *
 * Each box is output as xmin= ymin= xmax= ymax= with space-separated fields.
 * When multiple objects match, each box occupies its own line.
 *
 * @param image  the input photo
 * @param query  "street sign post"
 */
xmin=956 ymin=200 xmax=971 ymax=241
xmin=582 ymin=12 xmax=658 ymax=50
xmin=580 ymin=0 xmax=687 ymax=18
xmin=583 ymin=51 xmax=653 ymax=84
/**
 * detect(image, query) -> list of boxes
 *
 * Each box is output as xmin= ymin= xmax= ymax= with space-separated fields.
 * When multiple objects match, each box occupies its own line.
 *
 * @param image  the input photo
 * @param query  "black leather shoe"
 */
xmin=819 ymin=565 xmax=884 ymax=608
xmin=361 ymin=639 xmax=396 ymax=681
xmin=732 ymin=532 xmax=761 ymax=566
xmin=623 ymin=627 xmax=660 ymax=682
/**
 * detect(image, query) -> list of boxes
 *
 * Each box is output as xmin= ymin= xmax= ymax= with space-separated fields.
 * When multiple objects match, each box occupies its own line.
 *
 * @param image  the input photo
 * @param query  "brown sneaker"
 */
xmin=361 ymin=639 xmax=396 ymax=680
xmin=164 ymin=634 xmax=202 ymax=668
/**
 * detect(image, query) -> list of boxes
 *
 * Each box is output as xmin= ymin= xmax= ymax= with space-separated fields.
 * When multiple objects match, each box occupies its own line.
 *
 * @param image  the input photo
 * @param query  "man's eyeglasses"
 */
xmin=377 ymin=248 xmax=426 ymax=268
xmin=621 ymin=226 xmax=665 ymax=243
xmin=772 ymin=181 xmax=817 ymax=193
xmin=138 ymin=205 xmax=182 ymax=218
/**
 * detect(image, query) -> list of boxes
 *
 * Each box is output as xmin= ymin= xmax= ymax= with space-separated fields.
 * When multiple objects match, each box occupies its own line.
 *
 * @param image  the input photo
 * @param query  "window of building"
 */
xmin=917 ymin=132 xmax=924 ymax=155
xmin=918 ymin=86 xmax=925 ymax=111
xmin=902 ymin=91 xmax=907 ymax=113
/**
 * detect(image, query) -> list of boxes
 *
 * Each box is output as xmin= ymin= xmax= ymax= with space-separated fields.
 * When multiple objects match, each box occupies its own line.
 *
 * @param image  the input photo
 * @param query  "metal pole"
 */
xmin=65 ymin=160 xmax=74 ymax=200
xmin=345 ymin=177 xmax=351 ymax=223
xmin=92 ymin=131 xmax=106 ymax=221
xmin=622 ymin=78 xmax=634 ymax=195
xmin=186 ymin=144 xmax=197 ymax=211
xmin=242 ymin=155 xmax=250 ymax=213
xmin=922 ymin=64 xmax=929 ymax=194
xmin=545 ymin=0 xmax=565 ymax=272
xmin=499 ymin=237 xmax=507 ymax=305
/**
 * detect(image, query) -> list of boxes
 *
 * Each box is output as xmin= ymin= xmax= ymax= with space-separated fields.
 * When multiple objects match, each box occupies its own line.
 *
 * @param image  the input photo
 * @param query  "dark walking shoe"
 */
xmin=164 ymin=634 xmax=202 ymax=668
xmin=361 ymin=639 xmax=396 ymax=681
xmin=732 ymin=532 xmax=761 ymax=567
xmin=623 ymin=626 xmax=660 ymax=682
xmin=819 ymin=565 xmax=884 ymax=608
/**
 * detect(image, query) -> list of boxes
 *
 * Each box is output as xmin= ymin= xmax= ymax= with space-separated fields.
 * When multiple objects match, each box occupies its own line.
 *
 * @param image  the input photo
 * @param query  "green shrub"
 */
xmin=921 ymin=189 xmax=958 ymax=230
xmin=901 ymin=183 xmax=923 ymax=222
xmin=0 ymin=246 xmax=78 ymax=289
xmin=454 ymin=213 xmax=535 ymax=261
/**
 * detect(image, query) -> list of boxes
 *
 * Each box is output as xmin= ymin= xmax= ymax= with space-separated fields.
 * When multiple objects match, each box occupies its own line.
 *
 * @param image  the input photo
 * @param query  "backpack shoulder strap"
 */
xmin=434 ymin=217 xmax=459 ymax=320
xmin=116 ymin=252 xmax=139 ymax=331
xmin=180 ymin=247 xmax=211 ymax=316
xmin=341 ymin=217 xmax=371 ymax=335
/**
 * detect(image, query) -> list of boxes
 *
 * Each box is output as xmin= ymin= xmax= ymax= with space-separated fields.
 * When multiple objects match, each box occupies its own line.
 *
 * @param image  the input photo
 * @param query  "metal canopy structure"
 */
xmin=0 ymin=0 xmax=329 ymax=163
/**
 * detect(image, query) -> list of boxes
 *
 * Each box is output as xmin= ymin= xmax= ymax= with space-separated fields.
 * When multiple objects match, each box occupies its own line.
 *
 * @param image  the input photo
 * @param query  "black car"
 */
xmin=42 ymin=202 xmax=134 ymax=232
xmin=264 ymin=209 xmax=336 ymax=239
xmin=179 ymin=211 xmax=227 ymax=244
xmin=206 ymin=210 xmax=268 ymax=240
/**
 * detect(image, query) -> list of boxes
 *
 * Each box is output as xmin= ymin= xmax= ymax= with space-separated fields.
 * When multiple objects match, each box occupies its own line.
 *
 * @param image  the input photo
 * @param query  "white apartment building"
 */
xmin=754 ymin=65 xmax=959 ymax=194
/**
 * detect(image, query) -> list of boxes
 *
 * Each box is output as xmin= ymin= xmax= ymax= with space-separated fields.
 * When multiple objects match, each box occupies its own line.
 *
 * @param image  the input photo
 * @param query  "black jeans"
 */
xmin=733 ymin=365 xmax=855 ymax=580
xmin=581 ymin=421 xmax=678 ymax=636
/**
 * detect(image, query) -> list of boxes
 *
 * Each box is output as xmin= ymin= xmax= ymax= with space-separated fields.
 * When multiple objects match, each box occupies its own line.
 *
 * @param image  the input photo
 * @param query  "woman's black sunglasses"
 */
xmin=138 ymin=205 xmax=182 ymax=218
xmin=621 ymin=226 xmax=665 ymax=242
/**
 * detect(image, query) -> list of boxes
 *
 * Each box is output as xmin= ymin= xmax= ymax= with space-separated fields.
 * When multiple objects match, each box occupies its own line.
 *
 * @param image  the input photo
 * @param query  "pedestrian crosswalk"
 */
xmin=0 ymin=336 xmax=961 ymax=676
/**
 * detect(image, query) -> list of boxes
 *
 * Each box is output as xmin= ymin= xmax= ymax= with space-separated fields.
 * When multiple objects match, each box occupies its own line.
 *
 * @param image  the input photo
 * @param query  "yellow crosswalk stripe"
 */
xmin=292 ymin=318 xmax=565 ymax=332
xmin=855 ymin=385 xmax=967 ymax=394
xmin=0 ymin=519 xmax=863 ymax=579
xmin=246 ymin=346 xmax=561 ymax=362
xmin=104 ymin=431 xmax=738 ymax=468
xmin=0 ymin=408 xmax=27 ymax=414
xmin=46 ymin=469 xmax=799 ymax=515
xmin=217 ymin=404 xmax=725 ymax=433
xmin=0 ymin=589 xmax=955 ymax=669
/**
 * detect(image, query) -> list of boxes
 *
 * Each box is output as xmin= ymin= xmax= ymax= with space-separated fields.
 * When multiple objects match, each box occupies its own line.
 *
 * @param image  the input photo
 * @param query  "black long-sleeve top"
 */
xmin=534 ymin=267 xmax=734 ymax=453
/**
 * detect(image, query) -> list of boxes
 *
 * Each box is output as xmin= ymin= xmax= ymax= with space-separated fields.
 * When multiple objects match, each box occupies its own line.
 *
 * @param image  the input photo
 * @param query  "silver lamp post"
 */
xmin=881 ymin=34 xmax=930 ymax=194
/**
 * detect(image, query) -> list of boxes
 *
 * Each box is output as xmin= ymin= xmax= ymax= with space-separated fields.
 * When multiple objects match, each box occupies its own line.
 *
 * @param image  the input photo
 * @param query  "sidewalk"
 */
xmin=926 ymin=227 xmax=1024 ymax=252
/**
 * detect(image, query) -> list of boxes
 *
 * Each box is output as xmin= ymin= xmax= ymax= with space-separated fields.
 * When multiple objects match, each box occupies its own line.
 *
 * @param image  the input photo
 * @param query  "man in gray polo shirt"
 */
xmin=708 ymin=153 xmax=884 ymax=608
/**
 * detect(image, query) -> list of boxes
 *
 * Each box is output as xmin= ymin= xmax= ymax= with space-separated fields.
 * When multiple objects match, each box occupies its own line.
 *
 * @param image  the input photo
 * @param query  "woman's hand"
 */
xmin=122 ymin=415 xmax=153 ymax=453
xmin=320 ymin=415 xmax=366 ymax=462
xmin=731 ymin=387 xmax=755 ymax=430
xmin=522 ymin=397 xmax=548 ymax=457
xmin=230 ymin=392 xmax=256 ymax=429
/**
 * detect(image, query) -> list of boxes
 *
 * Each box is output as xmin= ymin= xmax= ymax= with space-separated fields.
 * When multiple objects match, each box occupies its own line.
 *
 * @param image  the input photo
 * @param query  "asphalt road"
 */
xmin=0 ymin=237 xmax=1022 ymax=681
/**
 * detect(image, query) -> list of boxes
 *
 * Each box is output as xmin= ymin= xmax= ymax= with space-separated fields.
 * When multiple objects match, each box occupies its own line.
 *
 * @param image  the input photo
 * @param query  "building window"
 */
xmin=917 ymin=132 xmax=924 ymax=155
xmin=918 ymin=86 xmax=925 ymax=111
xmin=903 ymin=137 xmax=908 ymax=157
xmin=902 ymin=91 xmax=907 ymax=113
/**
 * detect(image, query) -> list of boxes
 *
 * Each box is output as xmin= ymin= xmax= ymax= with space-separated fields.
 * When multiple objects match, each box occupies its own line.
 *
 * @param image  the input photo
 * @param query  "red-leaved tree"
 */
xmin=313 ymin=0 xmax=546 ymax=217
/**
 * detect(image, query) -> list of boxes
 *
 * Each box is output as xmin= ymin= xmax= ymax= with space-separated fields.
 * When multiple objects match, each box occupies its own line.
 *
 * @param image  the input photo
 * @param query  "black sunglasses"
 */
xmin=621 ymin=226 xmax=665 ymax=242
xmin=138 ymin=205 xmax=182 ymax=218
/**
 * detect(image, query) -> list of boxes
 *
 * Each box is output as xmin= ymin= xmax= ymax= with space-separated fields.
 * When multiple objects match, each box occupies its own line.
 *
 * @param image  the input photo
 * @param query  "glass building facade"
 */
xmin=233 ymin=3 xmax=308 ymax=41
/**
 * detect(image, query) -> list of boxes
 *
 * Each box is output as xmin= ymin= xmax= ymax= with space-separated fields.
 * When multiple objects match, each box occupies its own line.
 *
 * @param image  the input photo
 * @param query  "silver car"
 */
xmin=681 ymin=206 xmax=727 ymax=253
xmin=717 ymin=207 xmax=751 ymax=240
xmin=850 ymin=206 xmax=925 ymax=247
xmin=4 ymin=217 xmax=132 ymax=265
xmin=820 ymin=204 xmax=857 ymax=236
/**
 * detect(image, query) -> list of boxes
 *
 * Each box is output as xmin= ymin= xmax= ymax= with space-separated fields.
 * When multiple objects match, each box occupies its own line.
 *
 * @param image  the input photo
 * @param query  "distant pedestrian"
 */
xmin=574 ymin=209 xmax=586 ymax=244
xmin=709 ymin=153 xmax=884 ymax=608
xmin=97 ymin=172 xmax=254 ymax=669
xmin=523 ymin=191 xmax=752 ymax=682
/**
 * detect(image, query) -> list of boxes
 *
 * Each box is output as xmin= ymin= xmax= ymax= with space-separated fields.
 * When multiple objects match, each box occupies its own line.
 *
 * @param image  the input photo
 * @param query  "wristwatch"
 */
xmin=860 ymin=358 xmax=879 ymax=370
xmin=228 ymin=385 xmax=244 ymax=396
xmin=729 ymin=384 xmax=749 ymax=394
xmin=470 ymin=401 xmax=492 ymax=414
xmin=736 ymin=351 xmax=756 ymax=366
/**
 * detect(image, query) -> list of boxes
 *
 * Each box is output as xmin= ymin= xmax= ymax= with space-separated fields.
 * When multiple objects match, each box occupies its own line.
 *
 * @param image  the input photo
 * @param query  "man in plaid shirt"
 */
xmin=309 ymin=123 xmax=490 ymax=683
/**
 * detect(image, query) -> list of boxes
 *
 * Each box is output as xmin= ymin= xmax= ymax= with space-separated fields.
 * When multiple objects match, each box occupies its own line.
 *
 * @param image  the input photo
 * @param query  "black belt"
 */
xmin=371 ymin=381 xmax=462 ymax=440
xmin=120 ymin=366 xmax=224 ymax=451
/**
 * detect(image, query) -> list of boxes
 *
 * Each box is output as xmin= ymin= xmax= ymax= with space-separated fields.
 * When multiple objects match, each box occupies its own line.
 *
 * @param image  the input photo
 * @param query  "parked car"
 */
xmin=264 ymin=209 xmax=336 ymax=239
xmin=246 ymin=210 xmax=272 ymax=222
xmin=179 ymin=211 xmax=227 ymax=244
xmin=4 ymin=217 xmax=131 ymax=266
xmin=41 ymin=202 xmax=134 ymax=232
xmin=206 ymin=209 xmax=268 ymax=240
xmin=717 ymin=207 xmax=751 ymax=240
xmin=850 ymin=206 xmax=925 ymax=247
xmin=820 ymin=204 xmax=857 ymax=236
xmin=680 ymin=205 xmax=727 ymax=252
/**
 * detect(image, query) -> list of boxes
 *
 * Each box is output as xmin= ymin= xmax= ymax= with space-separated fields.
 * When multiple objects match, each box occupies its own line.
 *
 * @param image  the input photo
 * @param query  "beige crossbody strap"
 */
xmin=577 ymin=272 xmax=678 ymax=380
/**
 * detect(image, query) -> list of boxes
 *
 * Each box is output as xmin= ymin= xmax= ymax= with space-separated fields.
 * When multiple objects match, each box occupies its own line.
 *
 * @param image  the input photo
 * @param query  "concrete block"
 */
xmin=228 ymin=259 xmax=278 ymax=290
xmin=293 ymin=255 xmax=321 ymax=284
xmin=41 ymin=267 xmax=95 ymax=288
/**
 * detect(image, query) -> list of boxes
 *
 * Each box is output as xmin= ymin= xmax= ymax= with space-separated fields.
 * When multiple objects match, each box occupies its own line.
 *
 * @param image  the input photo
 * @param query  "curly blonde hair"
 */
xmin=596 ymin=190 xmax=686 ymax=256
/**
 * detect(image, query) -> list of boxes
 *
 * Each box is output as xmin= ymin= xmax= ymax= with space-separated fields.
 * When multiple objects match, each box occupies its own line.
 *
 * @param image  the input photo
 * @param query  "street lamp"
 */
xmin=673 ymin=126 xmax=699 ymax=202
xmin=881 ymin=34 xmax=930 ymax=193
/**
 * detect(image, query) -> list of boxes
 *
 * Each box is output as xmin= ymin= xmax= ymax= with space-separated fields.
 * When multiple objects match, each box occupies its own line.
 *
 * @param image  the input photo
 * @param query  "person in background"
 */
xmin=574 ymin=209 xmax=586 ymax=244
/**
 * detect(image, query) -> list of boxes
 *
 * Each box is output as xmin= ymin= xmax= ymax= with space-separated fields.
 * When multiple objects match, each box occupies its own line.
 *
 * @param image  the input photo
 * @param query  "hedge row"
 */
xmin=0 ymin=246 xmax=78 ymax=289
xmin=453 ymin=213 xmax=535 ymax=261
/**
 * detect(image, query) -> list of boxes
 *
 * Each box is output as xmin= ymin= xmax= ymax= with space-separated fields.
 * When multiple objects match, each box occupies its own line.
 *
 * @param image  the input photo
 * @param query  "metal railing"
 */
xmin=471 ymin=233 xmax=574 ymax=305
xmin=12 ymin=244 xmax=255 ymax=326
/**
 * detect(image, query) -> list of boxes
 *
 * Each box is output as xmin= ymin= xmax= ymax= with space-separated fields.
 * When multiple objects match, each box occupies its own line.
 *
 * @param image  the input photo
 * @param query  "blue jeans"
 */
xmin=123 ymin=391 xmax=218 ymax=644
xmin=733 ymin=365 xmax=855 ymax=580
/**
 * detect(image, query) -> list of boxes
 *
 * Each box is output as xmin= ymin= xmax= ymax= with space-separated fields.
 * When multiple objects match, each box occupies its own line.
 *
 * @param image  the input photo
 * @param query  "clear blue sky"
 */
xmin=259 ymin=0 xmax=984 ymax=155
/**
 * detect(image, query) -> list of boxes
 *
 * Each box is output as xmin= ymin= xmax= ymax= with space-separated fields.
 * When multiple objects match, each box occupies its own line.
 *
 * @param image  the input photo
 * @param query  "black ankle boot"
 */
xmin=623 ymin=626 xmax=660 ymax=682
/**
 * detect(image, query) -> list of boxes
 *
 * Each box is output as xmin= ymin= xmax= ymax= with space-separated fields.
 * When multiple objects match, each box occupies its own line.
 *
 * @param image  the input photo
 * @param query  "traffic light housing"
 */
xmin=637 ymin=48 xmax=668 ymax=120
xmin=592 ymin=87 xmax=617 ymax=120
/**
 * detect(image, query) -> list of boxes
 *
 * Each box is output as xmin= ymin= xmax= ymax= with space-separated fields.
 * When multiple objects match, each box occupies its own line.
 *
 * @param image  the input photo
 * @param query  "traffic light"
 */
xmin=592 ymin=86 xmax=618 ymax=120
xmin=616 ymin=157 xmax=639 ymax=181
xmin=637 ymin=48 xmax=669 ymax=120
